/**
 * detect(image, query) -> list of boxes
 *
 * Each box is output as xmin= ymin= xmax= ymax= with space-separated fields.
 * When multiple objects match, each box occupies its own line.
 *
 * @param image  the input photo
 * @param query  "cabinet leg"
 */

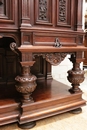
xmin=15 ymin=64 xmax=37 ymax=103
xmin=18 ymin=121 xmax=36 ymax=129
xmin=67 ymin=54 xmax=85 ymax=93
xmin=69 ymin=108 xmax=82 ymax=114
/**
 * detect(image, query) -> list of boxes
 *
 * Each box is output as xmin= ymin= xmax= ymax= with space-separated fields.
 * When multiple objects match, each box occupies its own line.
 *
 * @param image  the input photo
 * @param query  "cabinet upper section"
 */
xmin=21 ymin=0 xmax=83 ymax=31
xmin=0 ymin=0 xmax=83 ymax=32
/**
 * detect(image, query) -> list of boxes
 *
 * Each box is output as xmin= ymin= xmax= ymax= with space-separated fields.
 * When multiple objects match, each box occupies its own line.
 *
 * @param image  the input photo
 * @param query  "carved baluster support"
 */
xmin=15 ymin=61 xmax=37 ymax=103
xmin=67 ymin=54 xmax=85 ymax=93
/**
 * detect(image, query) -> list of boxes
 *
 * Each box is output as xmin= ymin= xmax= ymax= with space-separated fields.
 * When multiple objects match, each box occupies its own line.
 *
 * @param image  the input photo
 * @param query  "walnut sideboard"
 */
xmin=0 ymin=0 xmax=87 ymax=129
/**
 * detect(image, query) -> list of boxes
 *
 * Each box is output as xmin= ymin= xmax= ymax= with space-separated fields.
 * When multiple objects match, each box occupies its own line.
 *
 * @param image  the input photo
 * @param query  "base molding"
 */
xmin=0 ymin=79 xmax=86 ymax=127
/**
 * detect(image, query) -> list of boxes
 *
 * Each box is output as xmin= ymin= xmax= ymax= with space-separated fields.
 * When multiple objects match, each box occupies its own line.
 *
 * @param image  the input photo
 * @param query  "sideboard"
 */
xmin=0 ymin=0 xmax=87 ymax=129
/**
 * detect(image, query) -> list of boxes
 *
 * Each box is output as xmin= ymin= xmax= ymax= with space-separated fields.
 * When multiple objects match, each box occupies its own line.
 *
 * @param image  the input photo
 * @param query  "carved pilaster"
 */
xmin=67 ymin=54 xmax=85 ymax=93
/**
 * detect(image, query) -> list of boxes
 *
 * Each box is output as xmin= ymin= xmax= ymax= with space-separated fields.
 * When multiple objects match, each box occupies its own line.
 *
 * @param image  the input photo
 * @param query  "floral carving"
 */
xmin=59 ymin=0 xmax=66 ymax=22
xmin=45 ymin=53 xmax=67 ymax=65
xmin=39 ymin=0 xmax=47 ymax=20
xmin=33 ymin=52 xmax=67 ymax=66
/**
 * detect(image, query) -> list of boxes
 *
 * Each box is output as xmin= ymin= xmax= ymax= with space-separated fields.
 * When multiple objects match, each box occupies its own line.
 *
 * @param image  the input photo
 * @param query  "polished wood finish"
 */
xmin=0 ymin=0 xmax=86 ymax=129
xmin=84 ymin=32 xmax=87 ymax=66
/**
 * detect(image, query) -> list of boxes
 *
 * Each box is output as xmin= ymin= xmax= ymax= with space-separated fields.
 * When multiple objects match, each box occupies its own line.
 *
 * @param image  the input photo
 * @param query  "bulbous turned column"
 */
xmin=15 ymin=61 xmax=37 ymax=103
xmin=67 ymin=54 xmax=85 ymax=93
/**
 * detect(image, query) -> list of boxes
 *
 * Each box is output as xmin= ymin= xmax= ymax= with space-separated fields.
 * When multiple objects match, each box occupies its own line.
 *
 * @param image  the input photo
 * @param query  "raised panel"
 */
xmin=56 ymin=0 xmax=76 ymax=30
xmin=0 ymin=0 xmax=18 ymax=28
xmin=34 ymin=0 xmax=53 ymax=26
xmin=21 ymin=0 xmax=31 ymax=26
xmin=21 ymin=32 xmax=32 ymax=45
xmin=56 ymin=0 xmax=71 ymax=27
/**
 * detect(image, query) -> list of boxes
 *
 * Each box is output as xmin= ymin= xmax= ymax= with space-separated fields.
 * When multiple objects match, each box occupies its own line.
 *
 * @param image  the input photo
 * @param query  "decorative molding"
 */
xmin=39 ymin=0 xmax=47 ymax=20
xmin=59 ymin=0 xmax=66 ymax=22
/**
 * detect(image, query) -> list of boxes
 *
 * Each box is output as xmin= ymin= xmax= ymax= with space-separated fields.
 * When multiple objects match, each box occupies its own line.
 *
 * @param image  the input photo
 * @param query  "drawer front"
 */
xmin=33 ymin=32 xmax=78 ymax=47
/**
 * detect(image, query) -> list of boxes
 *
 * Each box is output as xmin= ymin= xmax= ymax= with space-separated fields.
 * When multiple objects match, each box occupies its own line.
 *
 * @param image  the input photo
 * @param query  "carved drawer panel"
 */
xmin=33 ymin=32 xmax=78 ymax=46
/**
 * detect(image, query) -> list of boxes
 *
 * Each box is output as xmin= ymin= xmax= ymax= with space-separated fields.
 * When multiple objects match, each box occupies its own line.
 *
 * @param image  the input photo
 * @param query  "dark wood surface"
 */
xmin=0 ymin=79 xmax=86 ymax=126
xmin=0 ymin=0 xmax=86 ymax=129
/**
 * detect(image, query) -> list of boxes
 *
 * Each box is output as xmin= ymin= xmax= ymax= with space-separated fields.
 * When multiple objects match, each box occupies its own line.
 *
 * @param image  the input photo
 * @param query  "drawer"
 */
xmin=33 ymin=32 xmax=78 ymax=47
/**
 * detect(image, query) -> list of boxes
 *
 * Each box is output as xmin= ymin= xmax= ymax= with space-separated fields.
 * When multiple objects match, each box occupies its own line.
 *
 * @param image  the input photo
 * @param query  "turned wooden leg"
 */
xmin=15 ymin=61 xmax=37 ymax=103
xmin=67 ymin=54 xmax=84 ymax=114
xmin=67 ymin=54 xmax=85 ymax=93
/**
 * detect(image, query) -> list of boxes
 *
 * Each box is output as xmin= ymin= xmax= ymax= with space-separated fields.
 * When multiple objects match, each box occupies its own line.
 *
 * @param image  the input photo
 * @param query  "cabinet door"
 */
xmin=0 ymin=0 xmax=18 ymax=29
xmin=34 ymin=0 xmax=53 ymax=26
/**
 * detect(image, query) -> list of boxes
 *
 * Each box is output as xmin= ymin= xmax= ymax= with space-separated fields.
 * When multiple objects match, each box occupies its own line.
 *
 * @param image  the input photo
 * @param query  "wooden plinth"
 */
xmin=0 ymin=79 xmax=86 ymax=126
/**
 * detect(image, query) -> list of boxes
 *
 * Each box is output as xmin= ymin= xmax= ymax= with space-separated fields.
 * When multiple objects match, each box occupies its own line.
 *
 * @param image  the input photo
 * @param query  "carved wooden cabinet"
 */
xmin=0 ymin=0 xmax=87 ymax=129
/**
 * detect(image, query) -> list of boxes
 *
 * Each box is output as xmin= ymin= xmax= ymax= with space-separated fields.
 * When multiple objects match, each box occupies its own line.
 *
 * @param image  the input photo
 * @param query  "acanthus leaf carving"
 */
xmin=39 ymin=0 xmax=47 ymax=20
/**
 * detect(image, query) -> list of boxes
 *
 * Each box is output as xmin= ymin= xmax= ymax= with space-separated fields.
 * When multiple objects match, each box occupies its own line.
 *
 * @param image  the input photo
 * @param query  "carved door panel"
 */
xmin=56 ymin=0 xmax=76 ymax=30
xmin=34 ymin=0 xmax=53 ymax=26
xmin=0 ymin=0 xmax=18 ymax=29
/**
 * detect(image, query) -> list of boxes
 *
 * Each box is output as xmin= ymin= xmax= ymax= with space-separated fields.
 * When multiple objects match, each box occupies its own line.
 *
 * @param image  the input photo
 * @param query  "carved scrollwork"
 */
xmin=59 ymin=0 xmax=66 ymax=22
xmin=10 ymin=42 xmax=19 ymax=55
xmin=45 ymin=53 xmax=67 ymax=65
xmin=33 ymin=52 xmax=67 ymax=66
xmin=39 ymin=0 xmax=47 ymax=20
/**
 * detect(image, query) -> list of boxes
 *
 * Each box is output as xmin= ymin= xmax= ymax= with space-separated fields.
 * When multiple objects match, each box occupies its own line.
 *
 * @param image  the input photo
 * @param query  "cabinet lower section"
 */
xmin=0 ymin=79 xmax=86 ymax=127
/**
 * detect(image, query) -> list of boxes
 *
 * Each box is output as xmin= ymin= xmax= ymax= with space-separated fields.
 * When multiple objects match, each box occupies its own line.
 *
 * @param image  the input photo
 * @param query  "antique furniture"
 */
xmin=0 ymin=0 xmax=87 ymax=129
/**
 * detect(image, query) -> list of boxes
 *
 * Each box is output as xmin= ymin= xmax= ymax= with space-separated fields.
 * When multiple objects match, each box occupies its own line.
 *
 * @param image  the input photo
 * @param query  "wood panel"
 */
xmin=0 ymin=0 xmax=18 ymax=29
